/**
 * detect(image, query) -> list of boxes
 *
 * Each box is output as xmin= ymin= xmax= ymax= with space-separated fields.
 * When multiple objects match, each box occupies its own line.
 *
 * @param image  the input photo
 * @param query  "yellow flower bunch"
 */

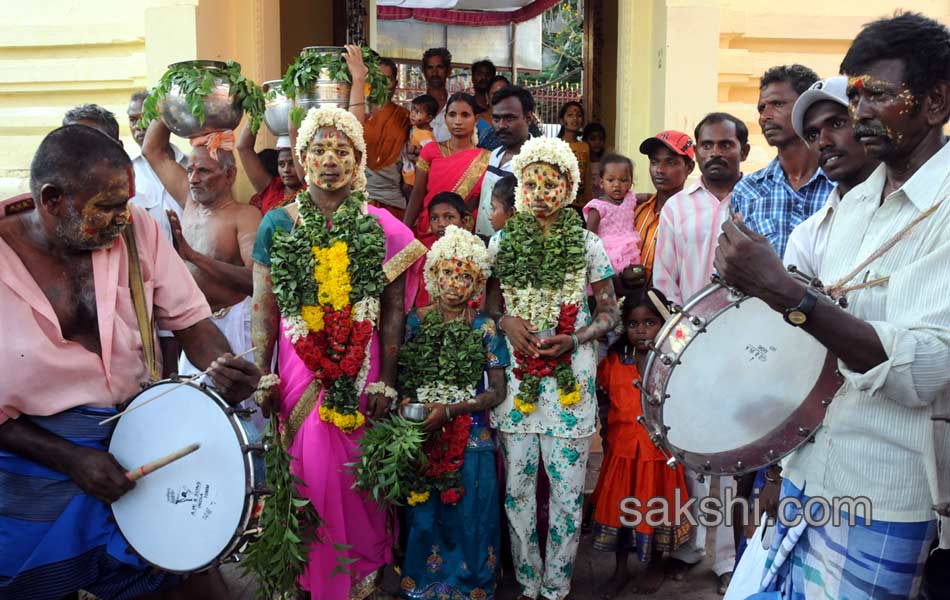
xmin=318 ymin=405 xmax=366 ymax=433
xmin=312 ymin=241 xmax=352 ymax=310
xmin=301 ymin=305 xmax=325 ymax=332
xmin=407 ymin=490 xmax=431 ymax=506
xmin=559 ymin=385 xmax=581 ymax=406
xmin=514 ymin=398 xmax=537 ymax=414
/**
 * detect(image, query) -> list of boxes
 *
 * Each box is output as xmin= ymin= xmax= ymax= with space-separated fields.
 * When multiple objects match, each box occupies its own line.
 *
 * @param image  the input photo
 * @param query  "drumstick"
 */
xmin=99 ymin=347 xmax=257 ymax=426
xmin=646 ymin=290 xmax=672 ymax=321
xmin=933 ymin=414 xmax=950 ymax=422
xmin=125 ymin=442 xmax=201 ymax=482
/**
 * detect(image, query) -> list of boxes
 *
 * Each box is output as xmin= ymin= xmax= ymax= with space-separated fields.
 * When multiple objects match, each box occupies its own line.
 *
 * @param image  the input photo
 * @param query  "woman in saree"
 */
xmin=250 ymin=105 xmax=426 ymax=600
xmin=402 ymin=92 xmax=490 ymax=248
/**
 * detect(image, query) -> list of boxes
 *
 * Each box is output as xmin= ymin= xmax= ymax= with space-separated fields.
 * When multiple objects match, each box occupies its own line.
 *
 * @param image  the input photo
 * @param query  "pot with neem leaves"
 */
xmin=141 ymin=60 xmax=266 ymax=138
xmin=281 ymin=45 xmax=392 ymax=126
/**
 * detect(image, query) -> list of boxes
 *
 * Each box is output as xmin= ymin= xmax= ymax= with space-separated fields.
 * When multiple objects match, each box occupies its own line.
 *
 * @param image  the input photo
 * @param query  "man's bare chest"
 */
xmin=182 ymin=210 xmax=239 ymax=261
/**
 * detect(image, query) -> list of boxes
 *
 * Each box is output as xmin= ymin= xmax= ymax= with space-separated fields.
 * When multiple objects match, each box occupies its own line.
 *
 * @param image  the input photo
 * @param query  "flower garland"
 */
xmin=496 ymin=208 xmax=587 ymax=416
xmin=270 ymin=189 xmax=387 ymax=433
xmin=398 ymin=310 xmax=485 ymax=505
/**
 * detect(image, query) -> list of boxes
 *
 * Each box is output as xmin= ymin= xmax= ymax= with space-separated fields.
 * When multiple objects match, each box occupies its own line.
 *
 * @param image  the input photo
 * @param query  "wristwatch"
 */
xmin=783 ymin=288 xmax=819 ymax=326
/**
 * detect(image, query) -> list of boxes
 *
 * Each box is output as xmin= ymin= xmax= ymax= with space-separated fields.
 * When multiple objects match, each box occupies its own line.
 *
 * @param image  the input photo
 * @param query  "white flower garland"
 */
xmin=501 ymin=266 xmax=586 ymax=330
xmin=284 ymin=314 xmax=310 ymax=345
xmin=511 ymin=137 xmax=580 ymax=213
xmin=295 ymin=106 xmax=368 ymax=192
xmin=416 ymin=382 xmax=477 ymax=406
xmin=424 ymin=225 xmax=493 ymax=298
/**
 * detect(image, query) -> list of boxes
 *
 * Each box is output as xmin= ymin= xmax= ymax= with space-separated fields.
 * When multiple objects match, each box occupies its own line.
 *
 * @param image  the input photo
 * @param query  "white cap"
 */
xmin=276 ymin=135 xmax=291 ymax=149
xmin=792 ymin=76 xmax=849 ymax=139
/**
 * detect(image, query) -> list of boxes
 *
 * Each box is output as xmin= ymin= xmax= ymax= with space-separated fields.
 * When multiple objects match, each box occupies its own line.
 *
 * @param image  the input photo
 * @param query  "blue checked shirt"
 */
xmin=730 ymin=158 xmax=835 ymax=256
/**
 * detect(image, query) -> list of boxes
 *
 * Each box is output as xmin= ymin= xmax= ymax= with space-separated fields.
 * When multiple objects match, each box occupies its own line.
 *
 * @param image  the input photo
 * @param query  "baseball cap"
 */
xmin=639 ymin=130 xmax=695 ymax=160
xmin=791 ymin=76 xmax=849 ymax=139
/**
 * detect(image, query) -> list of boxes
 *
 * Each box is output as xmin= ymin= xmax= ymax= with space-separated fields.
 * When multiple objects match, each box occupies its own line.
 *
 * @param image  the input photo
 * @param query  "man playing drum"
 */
xmin=0 ymin=125 xmax=261 ymax=599
xmin=716 ymin=12 xmax=950 ymax=598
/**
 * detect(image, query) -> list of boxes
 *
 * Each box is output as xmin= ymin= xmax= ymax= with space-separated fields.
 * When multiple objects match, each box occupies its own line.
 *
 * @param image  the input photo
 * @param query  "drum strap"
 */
xmin=122 ymin=226 xmax=160 ymax=383
xmin=280 ymin=380 xmax=320 ymax=450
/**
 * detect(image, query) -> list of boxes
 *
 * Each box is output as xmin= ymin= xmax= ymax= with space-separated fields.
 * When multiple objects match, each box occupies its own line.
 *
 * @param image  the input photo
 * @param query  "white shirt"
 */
xmin=475 ymin=146 xmax=514 ymax=237
xmin=783 ymin=186 xmax=841 ymax=278
xmin=785 ymin=142 xmax=950 ymax=543
xmin=431 ymin=104 xmax=450 ymax=143
xmin=129 ymin=145 xmax=188 ymax=242
xmin=652 ymin=180 xmax=734 ymax=306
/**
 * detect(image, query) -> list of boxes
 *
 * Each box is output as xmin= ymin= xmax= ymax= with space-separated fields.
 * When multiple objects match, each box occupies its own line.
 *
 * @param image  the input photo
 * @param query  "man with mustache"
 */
xmin=0 ymin=125 xmax=259 ymax=599
xmin=143 ymin=120 xmax=262 ymax=394
xmin=731 ymin=64 xmax=834 ymax=258
xmin=422 ymin=47 xmax=453 ymax=143
xmin=475 ymin=85 xmax=534 ymax=238
xmin=652 ymin=113 xmax=749 ymax=594
xmin=716 ymin=12 xmax=949 ymax=598
xmin=784 ymin=76 xmax=880 ymax=277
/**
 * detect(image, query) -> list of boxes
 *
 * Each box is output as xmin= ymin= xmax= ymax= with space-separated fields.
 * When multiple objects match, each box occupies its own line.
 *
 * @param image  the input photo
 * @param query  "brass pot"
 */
xmin=262 ymin=80 xmax=290 ymax=137
xmin=159 ymin=60 xmax=244 ymax=138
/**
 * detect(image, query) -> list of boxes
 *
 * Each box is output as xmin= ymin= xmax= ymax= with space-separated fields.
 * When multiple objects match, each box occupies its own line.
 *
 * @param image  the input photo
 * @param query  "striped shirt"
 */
xmin=784 ymin=141 xmax=950 ymax=544
xmin=652 ymin=180 xmax=733 ymax=306
xmin=633 ymin=194 xmax=661 ymax=284
xmin=730 ymin=157 xmax=834 ymax=257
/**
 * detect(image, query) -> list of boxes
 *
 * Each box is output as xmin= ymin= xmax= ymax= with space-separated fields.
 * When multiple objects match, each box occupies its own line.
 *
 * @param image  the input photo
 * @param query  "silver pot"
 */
xmin=262 ymin=80 xmax=290 ymax=137
xmin=532 ymin=327 xmax=558 ymax=340
xmin=159 ymin=60 xmax=244 ymax=138
xmin=400 ymin=403 xmax=429 ymax=423
xmin=294 ymin=46 xmax=351 ymax=115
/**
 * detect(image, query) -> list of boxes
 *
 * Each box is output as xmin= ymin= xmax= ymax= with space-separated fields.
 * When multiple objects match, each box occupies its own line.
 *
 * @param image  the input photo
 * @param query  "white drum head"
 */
xmin=663 ymin=297 xmax=826 ymax=455
xmin=110 ymin=382 xmax=250 ymax=572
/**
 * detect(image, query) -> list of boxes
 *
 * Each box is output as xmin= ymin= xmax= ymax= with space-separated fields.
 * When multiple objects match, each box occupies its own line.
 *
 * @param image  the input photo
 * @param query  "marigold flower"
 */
xmin=558 ymin=386 xmax=581 ymax=406
xmin=407 ymin=490 xmax=430 ymax=506
xmin=301 ymin=305 xmax=325 ymax=332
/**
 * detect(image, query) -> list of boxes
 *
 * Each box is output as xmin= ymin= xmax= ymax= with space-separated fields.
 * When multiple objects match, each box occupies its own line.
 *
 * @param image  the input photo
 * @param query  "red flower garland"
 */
xmin=511 ymin=303 xmax=580 ymax=410
xmin=293 ymin=306 xmax=374 ymax=388
xmin=421 ymin=413 xmax=472 ymax=503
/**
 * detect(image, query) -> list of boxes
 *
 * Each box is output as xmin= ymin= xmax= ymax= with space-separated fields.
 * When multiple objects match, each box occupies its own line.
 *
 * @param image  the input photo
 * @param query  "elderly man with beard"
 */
xmin=716 ymin=12 xmax=950 ymax=598
xmin=0 ymin=125 xmax=259 ymax=599
xmin=143 ymin=119 xmax=262 ymax=392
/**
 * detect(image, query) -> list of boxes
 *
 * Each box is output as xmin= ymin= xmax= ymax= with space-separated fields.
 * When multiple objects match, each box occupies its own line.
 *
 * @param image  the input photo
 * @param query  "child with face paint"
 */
xmin=416 ymin=192 xmax=473 ymax=308
xmin=485 ymin=136 xmax=620 ymax=600
xmin=398 ymin=224 xmax=509 ymax=599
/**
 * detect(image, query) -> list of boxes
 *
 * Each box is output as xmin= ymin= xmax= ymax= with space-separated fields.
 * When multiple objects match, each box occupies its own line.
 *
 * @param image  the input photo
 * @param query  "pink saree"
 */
xmin=274 ymin=206 xmax=423 ymax=599
xmin=413 ymin=142 xmax=490 ymax=248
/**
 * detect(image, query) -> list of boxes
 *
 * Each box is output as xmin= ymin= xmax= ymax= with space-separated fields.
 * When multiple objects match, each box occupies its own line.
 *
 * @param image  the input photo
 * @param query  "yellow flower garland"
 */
xmin=312 ymin=241 xmax=352 ymax=311
xmin=513 ymin=398 xmax=537 ymax=415
xmin=558 ymin=385 xmax=581 ymax=406
xmin=407 ymin=490 xmax=431 ymax=506
xmin=301 ymin=305 xmax=325 ymax=332
xmin=318 ymin=404 xmax=365 ymax=433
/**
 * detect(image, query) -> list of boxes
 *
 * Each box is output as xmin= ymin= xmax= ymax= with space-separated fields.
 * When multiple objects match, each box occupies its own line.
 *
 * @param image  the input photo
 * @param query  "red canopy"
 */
xmin=377 ymin=0 xmax=559 ymax=26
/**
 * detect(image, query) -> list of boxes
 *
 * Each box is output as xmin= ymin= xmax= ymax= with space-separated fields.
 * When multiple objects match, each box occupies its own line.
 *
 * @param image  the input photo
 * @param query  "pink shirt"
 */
xmin=652 ymin=180 xmax=734 ymax=306
xmin=0 ymin=205 xmax=211 ymax=424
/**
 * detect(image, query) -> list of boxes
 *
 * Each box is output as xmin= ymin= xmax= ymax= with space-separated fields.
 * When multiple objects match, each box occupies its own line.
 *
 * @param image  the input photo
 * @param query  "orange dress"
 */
xmin=591 ymin=353 xmax=692 ymax=560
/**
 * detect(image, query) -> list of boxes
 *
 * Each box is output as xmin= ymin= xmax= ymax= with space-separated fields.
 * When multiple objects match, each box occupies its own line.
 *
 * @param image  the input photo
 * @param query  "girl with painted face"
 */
xmin=485 ymin=136 xmax=620 ymax=600
xmin=403 ymin=92 xmax=491 ymax=248
xmin=250 ymin=106 xmax=427 ymax=599
xmin=398 ymin=225 xmax=509 ymax=599
xmin=591 ymin=289 xmax=692 ymax=597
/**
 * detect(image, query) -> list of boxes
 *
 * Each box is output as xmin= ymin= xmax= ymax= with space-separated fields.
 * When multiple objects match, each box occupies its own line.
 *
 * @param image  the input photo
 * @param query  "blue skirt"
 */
xmin=0 ymin=407 xmax=179 ymax=600
xmin=400 ymin=421 xmax=500 ymax=600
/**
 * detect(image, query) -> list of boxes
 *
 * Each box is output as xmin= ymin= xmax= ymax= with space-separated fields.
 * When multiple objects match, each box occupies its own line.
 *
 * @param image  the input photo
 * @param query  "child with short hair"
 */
xmin=592 ymin=289 xmax=691 ymax=598
xmin=583 ymin=122 xmax=608 ymax=199
xmin=417 ymin=192 xmax=472 ymax=308
xmin=583 ymin=154 xmax=642 ymax=296
xmin=488 ymin=174 xmax=516 ymax=232
xmin=402 ymin=94 xmax=439 ymax=187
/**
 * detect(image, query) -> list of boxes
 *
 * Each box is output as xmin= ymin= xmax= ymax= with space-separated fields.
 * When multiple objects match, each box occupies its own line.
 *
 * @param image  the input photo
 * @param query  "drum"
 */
xmin=108 ymin=379 xmax=265 ymax=573
xmin=639 ymin=278 xmax=842 ymax=477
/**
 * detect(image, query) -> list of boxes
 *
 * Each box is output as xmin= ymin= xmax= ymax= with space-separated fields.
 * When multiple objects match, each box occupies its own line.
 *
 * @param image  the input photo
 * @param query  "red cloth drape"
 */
xmin=377 ymin=0 xmax=559 ymax=26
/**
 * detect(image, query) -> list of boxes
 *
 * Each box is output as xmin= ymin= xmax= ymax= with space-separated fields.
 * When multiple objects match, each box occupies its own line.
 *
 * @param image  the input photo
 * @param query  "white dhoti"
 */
xmin=178 ymin=296 xmax=264 ymax=430
xmin=671 ymin=471 xmax=737 ymax=577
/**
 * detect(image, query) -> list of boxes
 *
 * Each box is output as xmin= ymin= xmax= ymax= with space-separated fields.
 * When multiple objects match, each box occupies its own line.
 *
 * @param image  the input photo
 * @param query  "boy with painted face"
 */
xmin=251 ymin=106 xmax=426 ymax=599
xmin=399 ymin=225 xmax=509 ymax=599
xmin=486 ymin=136 xmax=620 ymax=600
xmin=416 ymin=192 xmax=473 ymax=308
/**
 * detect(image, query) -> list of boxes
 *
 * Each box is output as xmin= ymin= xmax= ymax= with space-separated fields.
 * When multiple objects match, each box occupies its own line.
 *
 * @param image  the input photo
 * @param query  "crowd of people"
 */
xmin=1 ymin=10 xmax=949 ymax=600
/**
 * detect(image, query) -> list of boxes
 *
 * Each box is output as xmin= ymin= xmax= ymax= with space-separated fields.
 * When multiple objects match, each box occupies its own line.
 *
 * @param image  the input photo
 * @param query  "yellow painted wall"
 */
xmin=614 ymin=0 xmax=950 ymax=184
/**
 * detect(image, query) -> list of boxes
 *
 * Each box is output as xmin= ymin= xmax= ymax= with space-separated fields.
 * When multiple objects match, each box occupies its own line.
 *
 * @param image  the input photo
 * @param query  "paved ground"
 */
xmin=223 ymin=436 xmax=726 ymax=600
